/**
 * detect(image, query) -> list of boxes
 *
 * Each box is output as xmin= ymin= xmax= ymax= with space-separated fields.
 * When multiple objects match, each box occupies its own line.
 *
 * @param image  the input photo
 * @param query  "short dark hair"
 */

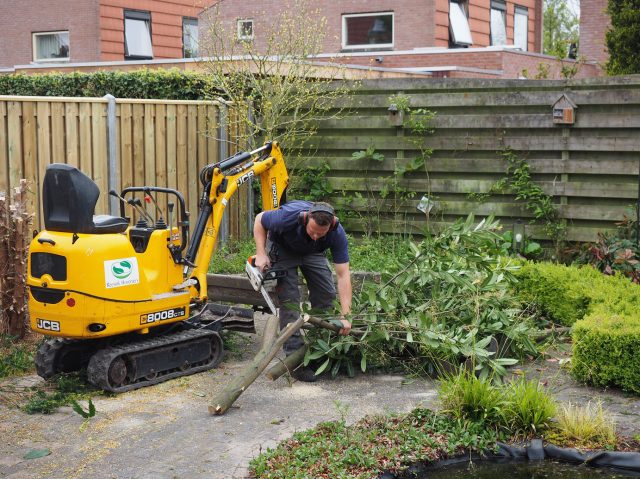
xmin=308 ymin=202 xmax=334 ymax=227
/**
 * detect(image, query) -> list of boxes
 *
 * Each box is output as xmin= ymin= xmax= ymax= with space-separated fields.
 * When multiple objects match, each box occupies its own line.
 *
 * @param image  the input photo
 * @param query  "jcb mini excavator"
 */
xmin=27 ymin=142 xmax=288 ymax=392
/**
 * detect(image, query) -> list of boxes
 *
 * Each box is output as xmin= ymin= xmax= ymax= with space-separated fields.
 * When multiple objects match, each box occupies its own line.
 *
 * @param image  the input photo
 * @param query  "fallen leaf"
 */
xmin=23 ymin=449 xmax=51 ymax=460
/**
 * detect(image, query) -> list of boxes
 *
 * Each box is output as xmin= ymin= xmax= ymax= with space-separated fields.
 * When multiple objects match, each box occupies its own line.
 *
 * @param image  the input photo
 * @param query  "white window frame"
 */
xmin=183 ymin=17 xmax=198 ymax=58
xmin=490 ymin=0 xmax=507 ymax=46
xmin=124 ymin=10 xmax=153 ymax=60
xmin=514 ymin=6 xmax=528 ymax=51
xmin=32 ymin=31 xmax=70 ymax=63
xmin=449 ymin=1 xmax=473 ymax=46
xmin=237 ymin=19 xmax=254 ymax=41
xmin=341 ymin=12 xmax=394 ymax=50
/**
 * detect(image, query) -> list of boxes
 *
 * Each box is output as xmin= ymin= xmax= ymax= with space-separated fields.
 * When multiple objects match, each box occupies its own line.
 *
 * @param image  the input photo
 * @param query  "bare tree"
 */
xmin=199 ymin=0 xmax=357 ymax=157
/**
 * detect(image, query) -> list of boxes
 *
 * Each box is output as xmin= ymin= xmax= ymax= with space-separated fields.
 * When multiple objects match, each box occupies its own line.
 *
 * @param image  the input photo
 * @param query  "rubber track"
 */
xmin=87 ymin=328 xmax=223 ymax=393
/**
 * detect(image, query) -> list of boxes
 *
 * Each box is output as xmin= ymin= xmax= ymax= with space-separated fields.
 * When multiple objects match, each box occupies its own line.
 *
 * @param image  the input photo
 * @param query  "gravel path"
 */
xmin=0 ymin=323 xmax=638 ymax=479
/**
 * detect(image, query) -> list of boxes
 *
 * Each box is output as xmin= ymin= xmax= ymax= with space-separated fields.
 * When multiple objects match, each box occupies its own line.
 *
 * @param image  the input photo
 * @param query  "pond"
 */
xmin=423 ymin=461 xmax=640 ymax=479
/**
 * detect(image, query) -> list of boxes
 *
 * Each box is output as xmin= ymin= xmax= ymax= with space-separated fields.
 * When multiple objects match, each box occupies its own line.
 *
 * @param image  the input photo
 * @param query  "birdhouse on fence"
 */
xmin=552 ymin=94 xmax=577 ymax=125
xmin=387 ymin=104 xmax=404 ymax=126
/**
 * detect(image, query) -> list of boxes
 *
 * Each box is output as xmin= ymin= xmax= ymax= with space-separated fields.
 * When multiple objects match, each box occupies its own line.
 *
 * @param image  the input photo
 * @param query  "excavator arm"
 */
xmin=186 ymin=141 xmax=289 ymax=303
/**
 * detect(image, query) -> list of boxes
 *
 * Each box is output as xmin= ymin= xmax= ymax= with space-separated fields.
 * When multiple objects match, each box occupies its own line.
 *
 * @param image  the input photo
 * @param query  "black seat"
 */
xmin=43 ymin=164 xmax=129 ymax=234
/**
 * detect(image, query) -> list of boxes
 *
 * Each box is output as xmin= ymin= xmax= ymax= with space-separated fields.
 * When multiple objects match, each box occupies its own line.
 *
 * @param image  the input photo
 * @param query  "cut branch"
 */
xmin=209 ymin=314 xmax=305 ymax=415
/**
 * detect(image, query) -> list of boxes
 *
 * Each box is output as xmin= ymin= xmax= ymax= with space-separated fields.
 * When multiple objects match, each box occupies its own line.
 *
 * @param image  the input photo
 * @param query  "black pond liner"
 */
xmin=378 ymin=439 xmax=640 ymax=479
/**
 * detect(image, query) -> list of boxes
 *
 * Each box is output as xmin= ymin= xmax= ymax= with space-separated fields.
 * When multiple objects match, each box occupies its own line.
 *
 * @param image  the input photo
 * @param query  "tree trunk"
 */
xmin=0 ymin=181 xmax=33 ymax=338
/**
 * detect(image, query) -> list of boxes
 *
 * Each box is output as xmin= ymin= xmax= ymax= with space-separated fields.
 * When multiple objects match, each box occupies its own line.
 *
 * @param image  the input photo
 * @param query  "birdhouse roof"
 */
xmin=552 ymin=93 xmax=578 ymax=109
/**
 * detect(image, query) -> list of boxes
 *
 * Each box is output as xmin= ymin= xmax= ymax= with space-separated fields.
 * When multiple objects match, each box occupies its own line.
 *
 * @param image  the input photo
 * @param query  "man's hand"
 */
xmin=254 ymin=252 xmax=271 ymax=272
xmin=338 ymin=317 xmax=352 ymax=336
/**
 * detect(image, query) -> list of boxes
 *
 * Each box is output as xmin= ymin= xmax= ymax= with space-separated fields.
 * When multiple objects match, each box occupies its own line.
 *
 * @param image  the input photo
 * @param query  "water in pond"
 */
xmin=424 ymin=461 xmax=640 ymax=479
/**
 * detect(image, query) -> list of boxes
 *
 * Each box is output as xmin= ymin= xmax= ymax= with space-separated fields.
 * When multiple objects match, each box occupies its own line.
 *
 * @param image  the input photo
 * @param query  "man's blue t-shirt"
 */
xmin=261 ymin=200 xmax=349 ymax=264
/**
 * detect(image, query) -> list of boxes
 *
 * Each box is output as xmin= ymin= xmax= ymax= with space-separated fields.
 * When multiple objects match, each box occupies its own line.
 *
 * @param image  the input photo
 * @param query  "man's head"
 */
xmin=302 ymin=202 xmax=337 ymax=240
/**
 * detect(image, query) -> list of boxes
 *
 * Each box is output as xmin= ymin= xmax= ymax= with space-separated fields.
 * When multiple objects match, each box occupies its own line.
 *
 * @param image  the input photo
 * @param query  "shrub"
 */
xmin=514 ymin=261 xmax=640 ymax=394
xmin=0 ymin=69 xmax=214 ymax=100
xmin=572 ymin=309 xmax=640 ymax=394
xmin=513 ymin=262 xmax=599 ymax=326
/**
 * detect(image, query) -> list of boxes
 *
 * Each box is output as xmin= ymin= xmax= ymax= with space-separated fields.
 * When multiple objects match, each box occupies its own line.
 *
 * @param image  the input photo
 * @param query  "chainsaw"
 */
xmin=245 ymin=256 xmax=286 ymax=315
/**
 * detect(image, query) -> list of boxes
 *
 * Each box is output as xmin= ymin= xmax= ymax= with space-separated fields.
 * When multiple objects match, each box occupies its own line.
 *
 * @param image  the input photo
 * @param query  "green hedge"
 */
xmin=0 ymin=69 xmax=215 ymax=100
xmin=573 ymin=309 xmax=640 ymax=394
xmin=514 ymin=261 xmax=640 ymax=394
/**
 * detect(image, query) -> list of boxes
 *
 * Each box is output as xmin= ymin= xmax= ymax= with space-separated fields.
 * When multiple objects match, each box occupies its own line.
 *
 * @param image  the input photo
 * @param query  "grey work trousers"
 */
xmin=269 ymin=242 xmax=337 ymax=355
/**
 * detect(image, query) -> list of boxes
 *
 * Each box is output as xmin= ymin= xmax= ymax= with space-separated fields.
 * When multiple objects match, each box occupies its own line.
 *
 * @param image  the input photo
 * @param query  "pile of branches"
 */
xmin=0 ymin=180 xmax=33 ymax=338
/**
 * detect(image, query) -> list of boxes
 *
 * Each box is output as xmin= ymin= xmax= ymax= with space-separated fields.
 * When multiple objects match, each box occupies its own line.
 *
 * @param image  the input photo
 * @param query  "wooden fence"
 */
xmin=300 ymin=76 xmax=640 ymax=243
xmin=0 ymin=95 xmax=251 ymax=237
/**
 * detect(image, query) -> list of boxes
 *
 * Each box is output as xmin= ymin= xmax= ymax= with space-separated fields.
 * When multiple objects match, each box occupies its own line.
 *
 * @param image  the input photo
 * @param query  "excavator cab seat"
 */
xmin=43 ymin=164 xmax=128 ymax=234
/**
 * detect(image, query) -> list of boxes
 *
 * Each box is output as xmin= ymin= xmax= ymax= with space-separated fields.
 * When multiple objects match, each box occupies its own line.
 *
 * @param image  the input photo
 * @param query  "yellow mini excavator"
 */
xmin=27 ymin=142 xmax=288 ymax=392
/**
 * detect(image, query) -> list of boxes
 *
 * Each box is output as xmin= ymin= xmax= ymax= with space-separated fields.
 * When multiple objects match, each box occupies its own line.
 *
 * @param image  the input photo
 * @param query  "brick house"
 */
xmin=201 ymin=0 xmax=600 ymax=78
xmin=0 ymin=0 xmax=205 ymax=70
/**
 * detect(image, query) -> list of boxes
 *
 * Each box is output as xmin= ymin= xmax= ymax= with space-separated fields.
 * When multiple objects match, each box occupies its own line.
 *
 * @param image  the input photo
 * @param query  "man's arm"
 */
xmin=253 ymin=212 xmax=270 ymax=271
xmin=334 ymin=262 xmax=352 ymax=335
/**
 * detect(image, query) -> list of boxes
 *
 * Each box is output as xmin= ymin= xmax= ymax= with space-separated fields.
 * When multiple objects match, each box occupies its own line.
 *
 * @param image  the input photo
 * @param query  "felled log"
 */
xmin=209 ymin=314 xmax=305 ymax=415
xmin=265 ymin=344 xmax=308 ymax=381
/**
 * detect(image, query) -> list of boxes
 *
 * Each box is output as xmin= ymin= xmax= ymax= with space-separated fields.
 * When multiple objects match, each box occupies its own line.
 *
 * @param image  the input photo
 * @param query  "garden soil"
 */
xmin=0 ymin=318 xmax=638 ymax=479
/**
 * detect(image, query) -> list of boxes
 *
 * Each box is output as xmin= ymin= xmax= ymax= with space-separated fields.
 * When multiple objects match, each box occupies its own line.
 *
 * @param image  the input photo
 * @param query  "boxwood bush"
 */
xmin=514 ymin=261 xmax=640 ymax=394
xmin=572 ymin=309 xmax=640 ymax=394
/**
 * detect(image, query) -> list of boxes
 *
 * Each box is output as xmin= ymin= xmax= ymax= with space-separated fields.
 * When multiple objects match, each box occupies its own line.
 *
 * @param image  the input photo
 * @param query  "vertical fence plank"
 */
xmin=7 ymin=102 xmax=23 ymax=193
xmin=176 ymin=104 xmax=188 ymax=214
xmin=79 ymin=102 xmax=93 ymax=176
xmin=65 ymin=102 xmax=79 ymax=167
xmin=22 ymin=102 xmax=38 ymax=226
xmin=0 ymin=102 xmax=7 ymax=193
xmin=51 ymin=102 xmax=66 ymax=163
xmin=92 ymin=102 xmax=108 ymax=213
xmin=186 ymin=105 xmax=198 ymax=220
xmin=119 ymin=102 xmax=133 ymax=191
xmin=166 ymin=104 xmax=177 ymax=192
xmin=36 ymin=101 xmax=51 ymax=223
xmin=155 ymin=103 xmax=168 ymax=214
xmin=144 ymin=104 xmax=156 ymax=200
xmin=132 ymin=103 xmax=145 ymax=189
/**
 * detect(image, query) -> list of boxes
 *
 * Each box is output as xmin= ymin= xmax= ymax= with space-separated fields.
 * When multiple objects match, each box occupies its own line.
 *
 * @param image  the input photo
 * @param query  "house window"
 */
xmin=183 ymin=17 xmax=198 ymax=57
xmin=124 ymin=10 xmax=153 ymax=60
xmin=237 ymin=19 xmax=254 ymax=41
xmin=32 ymin=31 xmax=69 ymax=62
xmin=342 ymin=12 xmax=394 ymax=49
xmin=449 ymin=1 xmax=472 ymax=47
xmin=514 ymin=6 xmax=528 ymax=51
xmin=490 ymin=0 xmax=507 ymax=46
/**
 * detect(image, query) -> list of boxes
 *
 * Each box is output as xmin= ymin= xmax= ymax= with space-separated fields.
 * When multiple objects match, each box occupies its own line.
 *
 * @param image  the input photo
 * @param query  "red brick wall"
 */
xmin=580 ymin=0 xmax=610 ymax=65
xmin=0 ymin=0 xmax=99 ymax=69
xmin=435 ymin=0 xmax=540 ymax=51
xmin=100 ymin=0 xmax=205 ymax=61
xmin=205 ymin=0 xmax=541 ymax=59
xmin=202 ymin=0 xmax=436 ymax=54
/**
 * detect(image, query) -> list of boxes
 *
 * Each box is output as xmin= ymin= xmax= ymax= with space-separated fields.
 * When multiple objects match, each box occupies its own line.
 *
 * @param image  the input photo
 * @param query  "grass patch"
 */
xmin=438 ymin=371 xmax=556 ymax=437
xmin=23 ymin=373 xmax=98 ymax=414
xmin=0 ymin=335 xmax=37 ymax=379
xmin=249 ymin=408 xmax=499 ymax=479
xmin=551 ymin=401 xmax=617 ymax=449
xmin=208 ymin=235 xmax=413 ymax=274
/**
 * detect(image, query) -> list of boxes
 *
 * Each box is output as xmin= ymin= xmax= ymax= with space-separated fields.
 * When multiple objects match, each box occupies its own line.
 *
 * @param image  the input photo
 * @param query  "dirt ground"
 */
xmin=0 ymin=320 xmax=638 ymax=479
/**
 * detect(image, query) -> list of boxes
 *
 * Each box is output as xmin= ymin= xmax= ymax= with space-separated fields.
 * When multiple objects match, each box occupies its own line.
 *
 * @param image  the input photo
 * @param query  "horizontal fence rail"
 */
xmin=299 ymin=76 xmax=640 ymax=243
xmin=0 ymin=95 xmax=250 ymax=238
